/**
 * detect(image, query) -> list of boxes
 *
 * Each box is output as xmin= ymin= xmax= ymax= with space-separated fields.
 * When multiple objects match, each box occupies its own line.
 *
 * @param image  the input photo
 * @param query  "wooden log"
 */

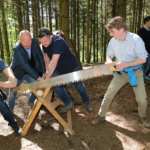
xmin=36 ymin=90 xmax=43 ymax=96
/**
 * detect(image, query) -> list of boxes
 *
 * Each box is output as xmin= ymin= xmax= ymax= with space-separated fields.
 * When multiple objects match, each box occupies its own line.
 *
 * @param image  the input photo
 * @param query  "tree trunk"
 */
xmin=26 ymin=0 xmax=30 ymax=31
xmin=22 ymin=3 xmax=26 ymax=29
xmin=131 ymin=0 xmax=136 ymax=32
xmin=59 ymin=1 xmax=62 ymax=30
xmin=68 ymin=39 xmax=82 ymax=70
xmin=82 ymin=15 xmax=85 ymax=62
xmin=41 ymin=0 xmax=44 ymax=27
xmin=104 ymin=0 xmax=107 ymax=61
xmin=93 ymin=0 xmax=96 ymax=62
xmin=37 ymin=0 xmax=41 ymax=29
xmin=34 ymin=0 xmax=38 ymax=39
xmin=0 ymin=26 xmax=4 ymax=59
xmin=61 ymin=0 xmax=69 ymax=42
xmin=49 ymin=1 xmax=52 ymax=34
xmin=137 ymin=0 xmax=143 ymax=31
xmin=117 ymin=0 xmax=126 ymax=19
xmin=101 ymin=0 xmax=104 ymax=62
xmin=0 ymin=0 xmax=10 ymax=63
xmin=70 ymin=0 xmax=73 ymax=39
xmin=32 ymin=1 xmax=35 ymax=38
xmin=77 ymin=0 xmax=80 ymax=58
xmin=96 ymin=0 xmax=99 ymax=62
xmin=134 ymin=1 xmax=138 ymax=33
xmin=86 ymin=0 xmax=90 ymax=63
xmin=73 ymin=0 xmax=76 ymax=51
xmin=16 ymin=0 xmax=23 ymax=32
xmin=55 ymin=5 xmax=58 ymax=30
xmin=112 ymin=0 xmax=117 ymax=17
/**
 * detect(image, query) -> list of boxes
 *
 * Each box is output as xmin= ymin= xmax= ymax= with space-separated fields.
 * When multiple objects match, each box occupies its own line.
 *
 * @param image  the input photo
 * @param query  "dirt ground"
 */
xmin=0 ymin=64 xmax=150 ymax=150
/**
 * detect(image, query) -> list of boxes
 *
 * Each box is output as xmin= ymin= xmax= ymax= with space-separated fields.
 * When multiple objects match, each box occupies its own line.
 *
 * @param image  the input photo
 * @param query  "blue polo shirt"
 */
xmin=43 ymin=35 xmax=78 ymax=74
xmin=0 ymin=58 xmax=9 ymax=72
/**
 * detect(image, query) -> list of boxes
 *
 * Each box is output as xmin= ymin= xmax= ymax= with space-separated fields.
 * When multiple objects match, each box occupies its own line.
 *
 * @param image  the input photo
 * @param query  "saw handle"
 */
xmin=109 ymin=62 xmax=122 ymax=72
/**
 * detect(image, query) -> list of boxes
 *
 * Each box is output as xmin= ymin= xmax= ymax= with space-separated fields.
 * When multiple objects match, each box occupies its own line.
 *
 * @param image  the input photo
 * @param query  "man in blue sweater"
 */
xmin=138 ymin=16 xmax=150 ymax=81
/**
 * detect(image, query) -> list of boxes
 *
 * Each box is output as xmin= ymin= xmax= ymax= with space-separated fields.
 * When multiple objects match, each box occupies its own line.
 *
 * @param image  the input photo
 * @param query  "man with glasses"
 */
xmin=37 ymin=27 xmax=93 ymax=113
xmin=8 ymin=30 xmax=46 ymax=111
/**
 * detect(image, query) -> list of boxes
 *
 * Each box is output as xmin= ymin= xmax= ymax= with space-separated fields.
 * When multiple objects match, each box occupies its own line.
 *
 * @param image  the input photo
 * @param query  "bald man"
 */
xmin=8 ymin=30 xmax=46 ymax=111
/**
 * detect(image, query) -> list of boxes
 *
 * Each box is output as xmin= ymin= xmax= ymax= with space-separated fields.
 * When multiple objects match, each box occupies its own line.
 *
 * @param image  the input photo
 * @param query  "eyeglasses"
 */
xmin=37 ymin=32 xmax=47 ymax=38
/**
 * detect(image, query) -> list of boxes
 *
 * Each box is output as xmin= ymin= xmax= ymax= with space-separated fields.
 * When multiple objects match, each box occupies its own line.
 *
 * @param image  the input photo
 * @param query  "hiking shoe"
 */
xmin=84 ymin=102 xmax=93 ymax=113
xmin=60 ymin=102 xmax=74 ymax=113
xmin=140 ymin=117 xmax=150 ymax=128
xmin=145 ymin=76 xmax=150 ymax=81
xmin=91 ymin=116 xmax=106 ymax=125
xmin=11 ymin=122 xmax=22 ymax=136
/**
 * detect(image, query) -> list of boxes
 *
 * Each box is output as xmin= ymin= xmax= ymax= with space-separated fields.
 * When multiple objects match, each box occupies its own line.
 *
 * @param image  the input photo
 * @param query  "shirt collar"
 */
xmin=25 ymin=46 xmax=31 ymax=51
xmin=144 ymin=26 xmax=150 ymax=31
xmin=118 ymin=31 xmax=130 ymax=42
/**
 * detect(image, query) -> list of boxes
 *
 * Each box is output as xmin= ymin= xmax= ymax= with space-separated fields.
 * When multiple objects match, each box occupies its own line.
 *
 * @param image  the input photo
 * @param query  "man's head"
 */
xmin=38 ymin=27 xmax=52 ymax=47
xmin=19 ymin=30 xmax=32 ymax=49
xmin=143 ymin=16 xmax=150 ymax=28
xmin=105 ymin=16 xmax=128 ymax=40
xmin=54 ymin=30 xmax=66 ymax=41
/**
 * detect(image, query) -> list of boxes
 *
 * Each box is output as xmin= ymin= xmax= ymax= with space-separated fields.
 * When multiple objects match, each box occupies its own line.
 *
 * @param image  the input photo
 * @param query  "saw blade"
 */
xmin=13 ymin=65 xmax=112 ymax=92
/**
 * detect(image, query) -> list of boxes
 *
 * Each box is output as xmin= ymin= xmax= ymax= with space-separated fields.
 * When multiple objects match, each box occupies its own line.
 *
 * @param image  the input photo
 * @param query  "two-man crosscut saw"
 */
xmin=13 ymin=63 xmax=119 ymax=92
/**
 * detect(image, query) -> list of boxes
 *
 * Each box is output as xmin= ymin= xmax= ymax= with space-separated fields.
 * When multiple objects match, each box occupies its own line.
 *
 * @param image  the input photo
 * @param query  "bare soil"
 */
xmin=0 ymin=64 xmax=150 ymax=150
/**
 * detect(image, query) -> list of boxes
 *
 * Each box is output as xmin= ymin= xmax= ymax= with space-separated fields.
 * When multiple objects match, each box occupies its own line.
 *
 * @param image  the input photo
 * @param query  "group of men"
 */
xmin=0 ymin=16 xmax=150 ymax=137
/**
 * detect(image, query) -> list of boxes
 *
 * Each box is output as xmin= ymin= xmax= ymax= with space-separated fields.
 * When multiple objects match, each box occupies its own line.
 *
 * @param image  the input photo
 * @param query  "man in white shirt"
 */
xmin=91 ymin=16 xmax=150 ymax=128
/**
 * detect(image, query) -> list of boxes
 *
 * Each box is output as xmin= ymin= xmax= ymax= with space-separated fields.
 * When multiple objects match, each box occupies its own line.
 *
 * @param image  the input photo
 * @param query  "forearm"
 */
xmin=46 ymin=61 xmax=57 ymax=79
xmin=124 ymin=58 xmax=146 ymax=68
xmin=106 ymin=56 xmax=112 ymax=62
xmin=3 ymin=67 xmax=15 ymax=78
xmin=0 ymin=81 xmax=6 ymax=88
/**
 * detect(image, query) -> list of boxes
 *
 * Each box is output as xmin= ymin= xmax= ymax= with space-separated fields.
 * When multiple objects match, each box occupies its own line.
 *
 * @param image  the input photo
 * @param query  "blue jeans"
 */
xmin=8 ymin=74 xmax=37 ymax=111
xmin=142 ymin=53 xmax=150 ymax=77
xmin=0 ymin=92 xmax=17 ymax=126
xmin=53 ymin=66 xmax=90 ymax=105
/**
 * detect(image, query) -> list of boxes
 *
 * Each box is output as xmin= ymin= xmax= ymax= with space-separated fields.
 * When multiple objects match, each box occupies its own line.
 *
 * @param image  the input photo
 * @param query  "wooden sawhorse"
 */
xmin=21 ymin=87 xmax=75 ymax=136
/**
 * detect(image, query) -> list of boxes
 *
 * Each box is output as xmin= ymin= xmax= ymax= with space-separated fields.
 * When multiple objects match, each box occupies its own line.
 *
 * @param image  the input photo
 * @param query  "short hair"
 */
xmin=38 ymin=27 xmax=51 ymax=38
xmin=105 ymin=16 xmax=128 ymax=30
xmin=143 ymin=16 xmax=150 ymax=24
xmin=54 ymin=30 xmax=66 ymax=41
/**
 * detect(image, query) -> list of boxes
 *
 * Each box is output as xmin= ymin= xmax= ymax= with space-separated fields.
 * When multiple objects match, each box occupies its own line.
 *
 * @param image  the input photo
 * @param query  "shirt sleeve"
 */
xmin=107 ymin=39 xmax=115 ymax=58
xmin=0 ymin=59 xmax=9 ymax=72
xmin=134 ymin=36 xmax=148 ymax=59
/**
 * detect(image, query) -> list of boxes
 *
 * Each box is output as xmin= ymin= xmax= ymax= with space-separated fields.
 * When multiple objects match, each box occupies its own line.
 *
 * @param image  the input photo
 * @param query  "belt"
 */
xmin=123 ymin=67 xmax=140 ymax=73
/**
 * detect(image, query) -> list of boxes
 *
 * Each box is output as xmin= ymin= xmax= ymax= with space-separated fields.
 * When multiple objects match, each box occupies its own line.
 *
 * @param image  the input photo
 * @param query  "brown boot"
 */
xmin=140 ymin=117 xmax=150 ymax=128
xmin=91 ymin=116 xmax=106 ymax=125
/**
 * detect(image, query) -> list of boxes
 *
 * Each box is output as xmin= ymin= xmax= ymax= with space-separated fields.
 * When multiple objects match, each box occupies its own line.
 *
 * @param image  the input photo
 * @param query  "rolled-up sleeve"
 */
xmin=107 ymin=39 xmax=115 ymax=58
xmin=134 ymin=36 xmax=148 ymax=59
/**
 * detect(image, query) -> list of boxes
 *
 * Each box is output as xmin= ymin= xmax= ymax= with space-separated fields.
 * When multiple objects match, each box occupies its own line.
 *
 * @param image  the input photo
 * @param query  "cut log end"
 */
xmin=36 ymin=90 xmax=43 ymax=96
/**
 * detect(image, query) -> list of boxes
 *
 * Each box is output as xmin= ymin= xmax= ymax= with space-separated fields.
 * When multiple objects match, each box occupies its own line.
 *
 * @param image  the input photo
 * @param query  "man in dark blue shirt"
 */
xmin=38 ymin=27 xmax=93 ymax=113
xmin=138 ymin=16 xmax=150 ymax=81
xmin=0 ymin=58 xmax=22 ymax=136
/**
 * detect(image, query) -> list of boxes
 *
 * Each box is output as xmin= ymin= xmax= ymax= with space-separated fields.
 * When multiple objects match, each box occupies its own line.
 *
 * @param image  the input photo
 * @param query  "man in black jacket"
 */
xmin=8 ymin=30 xmax=46 ymax=111
xmin=138 ymin=16 xmax=150 ymax=81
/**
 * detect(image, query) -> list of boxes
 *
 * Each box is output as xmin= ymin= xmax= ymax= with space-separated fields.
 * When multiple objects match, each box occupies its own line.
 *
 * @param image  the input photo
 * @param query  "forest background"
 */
xmin=0 ymin=0 xmax=150 ymax=66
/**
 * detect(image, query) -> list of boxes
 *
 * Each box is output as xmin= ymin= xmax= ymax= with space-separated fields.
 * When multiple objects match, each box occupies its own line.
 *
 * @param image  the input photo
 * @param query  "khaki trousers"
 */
xmin=98 ymin=68 xmax=147 ymax=118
